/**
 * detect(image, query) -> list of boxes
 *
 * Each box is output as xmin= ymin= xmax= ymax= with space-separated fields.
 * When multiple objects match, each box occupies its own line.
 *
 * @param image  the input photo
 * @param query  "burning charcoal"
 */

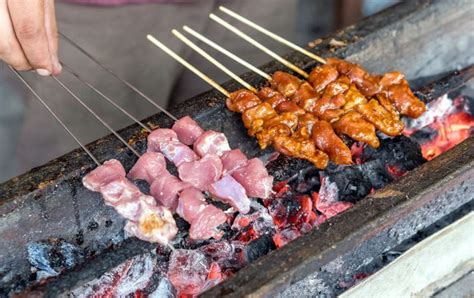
xmin=245 ymin=234 xmax=276 ymax=263
xmin=267 ymin=155 xmax=313 ymax=182
xmin=273 ymin=228 xmax=302 ymax=248
xmin=232 ymin=201 xmax=276 ymax=243
xmin=27 ymin=238 xmax=83 ymax=280
xmin=313 ymin=177 xmax=353 ymax=218
xmin=324 ymin=165 xmax=373 ymax=201
xmin=199 ymin=241 xmax=247 ymax=272
xmin=168 ymin=249 xmax=211 ymax=296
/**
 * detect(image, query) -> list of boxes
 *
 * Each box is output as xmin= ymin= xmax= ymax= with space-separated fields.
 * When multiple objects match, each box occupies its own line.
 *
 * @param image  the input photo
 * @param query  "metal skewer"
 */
xmin=147 ymin=34 xmax=230 ymax=97
xmin=182 ymin=26 xmax=275 ymax=83
xmin=9 ymin=67 xmax=101 ymax=167
xmin=52 ymin=76 xmax=141 ymax=158
xmin=172 ymin=29 xmax=257 ymax=93
xmin=218 ymin=6 xmax=326 ymax=64
xmin=209 ymin=13 xmax=309 ymax=78
xmin=59 ymin=32 xmax=178 ymax=121
xmin=62 ymin=63 xmax=152 ymax=133
xmin=183 ymin=25 xmax=272 ymax=81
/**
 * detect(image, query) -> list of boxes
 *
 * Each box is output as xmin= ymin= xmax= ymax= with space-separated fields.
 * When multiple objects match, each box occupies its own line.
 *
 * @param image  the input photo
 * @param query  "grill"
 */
xmin=1 ymin=0 xmax=473 ymax=296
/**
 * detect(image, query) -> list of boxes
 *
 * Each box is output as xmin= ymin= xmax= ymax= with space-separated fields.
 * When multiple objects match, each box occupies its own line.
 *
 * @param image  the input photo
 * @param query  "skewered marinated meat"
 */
xmin=194 ymin=131 xmax=231 ymax=157
xmin=308 ymin=64 xmax=339 ymax=92
xmin=232 ymin=158 xmax=274 ymax=199
xmin=189 ymin=205 xmax=227 ymax=240
xmin=172 ymin=116 xmax=205 ymax=145
xmin=312 ymin=120 xmax=352 ymax=165
xmin=176 ymin=187 xmax=207 ymax=223
xmin=128 ymin=152 xmax=167 ymax=184
xmin=333 ymin=111 xmax=380 ymax=148
xmin=82 ymin=159 xmax=126 ymax=192
xmin=275 ymin=101 xmax=306 ymax=115
xmin=258 ymin=87 xmax=288 ymax=108
xmin=209 ymin=175 xmax=251 ymax=214
xmin=256 ymin=123 xmax=292 ymax=149
xmin=273 ymin=135 xmax=329 ymax=169
xmin=150 ymin=173 xmax=191 ymax=210
xmin=147 ymin=128 xmax=179 ymax=152
xmin=355 ymin=99 xmax=404 ymax=136
xmin=271 ymin=71 xmax=302 ymax=97
xmin=123 ymin=204 xmax=178 ymax=244
xmin=227 ymin=89 xmax=261 ymax=113
xmin=343 ymin=84 xmax=368 ymax=111
xmin=381 ymin=76 xmax=426 ymax=118
xmin=327 ymin=58 xmax=381 ymax=97
xmin=177 ymin=187 xmax=227 ymax=240
xmin=242 ymin=102 xmax=278 ymax=136
xmin=83 ymin=159 xmax=177 ymax=245
xmin=292 ymin=82 xmax=319 ymax=112
xmin=178 ymin=154 xmax=223 ymax=191
xmin=221 ymin=149 xmax=248 ymax=175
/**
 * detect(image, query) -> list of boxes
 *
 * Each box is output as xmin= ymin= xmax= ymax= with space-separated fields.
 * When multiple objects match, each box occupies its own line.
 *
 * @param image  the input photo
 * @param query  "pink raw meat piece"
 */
xmin=171 ymin=116 xmax=204 ymax=145
xmin=176 ymin=187 xmax=207 ymax=223
xmin=82 ymin=159 xmax=126 ymax=192
xmin=128 ymin=152 xmax=167 ymax=184
xmin=146 ymin=128 xmax=178 ymax=153
xmin=220 ymin=149 xmax=248 ymax=175
xmin=168 ymin=249 xmax=210 ymax=296
xmin=232 ymin=158 xmax=274 ymax=199
xmin=150 ymin=173 xmax=191 ymax=210
xmin=209 ymin=175 xmax=250 ymax=214
xmin=193 ymin=131 xmax=231 ymax=157
xmin=189 ymin=205 xmax=227 ymax=240
xmin=124 ymin=203 xmax=178 ymax=245
xmin=99 ymin=176 xmax=141 ymax=205
xmin=178 ymin=154 xmax=223 ymax=191
xmin=159 ymin=140 xmax=198 ymax=167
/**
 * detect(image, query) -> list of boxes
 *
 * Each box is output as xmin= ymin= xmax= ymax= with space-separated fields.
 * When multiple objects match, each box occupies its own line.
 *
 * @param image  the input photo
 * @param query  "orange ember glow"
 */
xmin=421 ymin=111 xmax=474 ymax=160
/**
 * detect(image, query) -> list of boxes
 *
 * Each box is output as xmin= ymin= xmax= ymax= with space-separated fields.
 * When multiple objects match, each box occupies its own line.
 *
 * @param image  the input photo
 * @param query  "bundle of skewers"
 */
xmin=147 ymin=6 xmax=427 ymax=170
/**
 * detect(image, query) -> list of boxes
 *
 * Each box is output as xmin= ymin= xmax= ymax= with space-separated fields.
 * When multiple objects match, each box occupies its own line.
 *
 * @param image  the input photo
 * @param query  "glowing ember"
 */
xmin=420 ymin=111 xmax=474 ymax=160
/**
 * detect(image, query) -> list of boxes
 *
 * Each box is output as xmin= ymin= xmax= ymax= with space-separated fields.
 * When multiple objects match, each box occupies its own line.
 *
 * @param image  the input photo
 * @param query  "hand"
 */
xmin=0 ymin=0 xmax=61 ymax=76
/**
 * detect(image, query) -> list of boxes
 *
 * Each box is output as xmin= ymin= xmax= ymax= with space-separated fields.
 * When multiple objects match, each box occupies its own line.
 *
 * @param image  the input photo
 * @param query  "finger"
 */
xmin=44 ymin=0 xmax=61 ymax=75
xmin=0 ymin=0 xmax=31 ymax=71
xmin=8 ymin=0 xmax=53 ymax=76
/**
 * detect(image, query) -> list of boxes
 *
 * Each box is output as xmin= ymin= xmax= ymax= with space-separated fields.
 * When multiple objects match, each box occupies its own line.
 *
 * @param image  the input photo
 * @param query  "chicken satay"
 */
xmin=327 ymin=58 xmax=381 ymax=97
xmin=308 ymin=64 xmax=339 ymax=92
xmin=271 ymin=71 xmax=302 ymax=98
xmin=376 ymin=93 xmax=399 ymax=118
xmin=258 ymin=87 xmax=288 ymax=108
xmin=227 ymin=89 xmax=261 ymax=113
xmin=382 ymin=80 xmax=426 ymax=118
xmin=312 ymin=120 xmax=352 ymax=165
xmin=333 ymin=111 xmax=380 ymax=148
xmin=275 ymin=101 xmax=307 ymax=115
xmin=242 ymin=102 xmax=278 ymax=136
xmin=273 ymin=135 xmax=329 ymax=169
xmin=256 ymin=124 xmax=292 ymax=149
xmin=355 ymin=99 xmax=404 ymax=136
xmin=343 ymin=84 xmax=368 ymax=111
xmin=292 ymin=82 xmax=320 ymax=112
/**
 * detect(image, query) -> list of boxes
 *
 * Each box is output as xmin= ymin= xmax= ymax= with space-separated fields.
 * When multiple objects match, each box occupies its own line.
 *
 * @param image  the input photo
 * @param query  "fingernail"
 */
xmin=36 ymin=69 xmax=51 ymax=76
xmin=55 ymin=61 xmax=63 ymax=73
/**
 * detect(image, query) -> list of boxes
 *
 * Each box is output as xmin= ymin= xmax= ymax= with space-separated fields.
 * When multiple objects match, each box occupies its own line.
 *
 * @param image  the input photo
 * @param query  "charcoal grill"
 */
xmin=1 ymin=0 xmax=473 ymax=296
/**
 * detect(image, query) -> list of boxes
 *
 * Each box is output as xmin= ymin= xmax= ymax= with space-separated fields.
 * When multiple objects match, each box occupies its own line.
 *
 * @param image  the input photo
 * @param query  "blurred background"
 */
xmin=0 ymin=0 xmax=398 ymax=183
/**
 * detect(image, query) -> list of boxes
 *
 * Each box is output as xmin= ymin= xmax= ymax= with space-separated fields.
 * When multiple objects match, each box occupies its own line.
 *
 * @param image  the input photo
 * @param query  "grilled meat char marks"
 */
xmin=226 ymin=57 xmax=426 ymax=168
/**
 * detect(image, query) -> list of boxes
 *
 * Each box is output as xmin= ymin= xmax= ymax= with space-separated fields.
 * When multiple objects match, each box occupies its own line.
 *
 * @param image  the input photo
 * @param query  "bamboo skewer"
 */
xmin=172 ymin=29 xmax=257 ymax=93
xmin=52 ymin=76 xmax=141 ymax=158
xmin=182 ymin=26 xmax=272 ymax=81
xmin=147 ymin=34 xmax=230 ymax=97
xmin=62 ymin=63 xmax=152 ymax=133
xmin=209 ymin=13 xmax=309 ymax=78
xmin=218 ymin=6 xmax=326 ymax=65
